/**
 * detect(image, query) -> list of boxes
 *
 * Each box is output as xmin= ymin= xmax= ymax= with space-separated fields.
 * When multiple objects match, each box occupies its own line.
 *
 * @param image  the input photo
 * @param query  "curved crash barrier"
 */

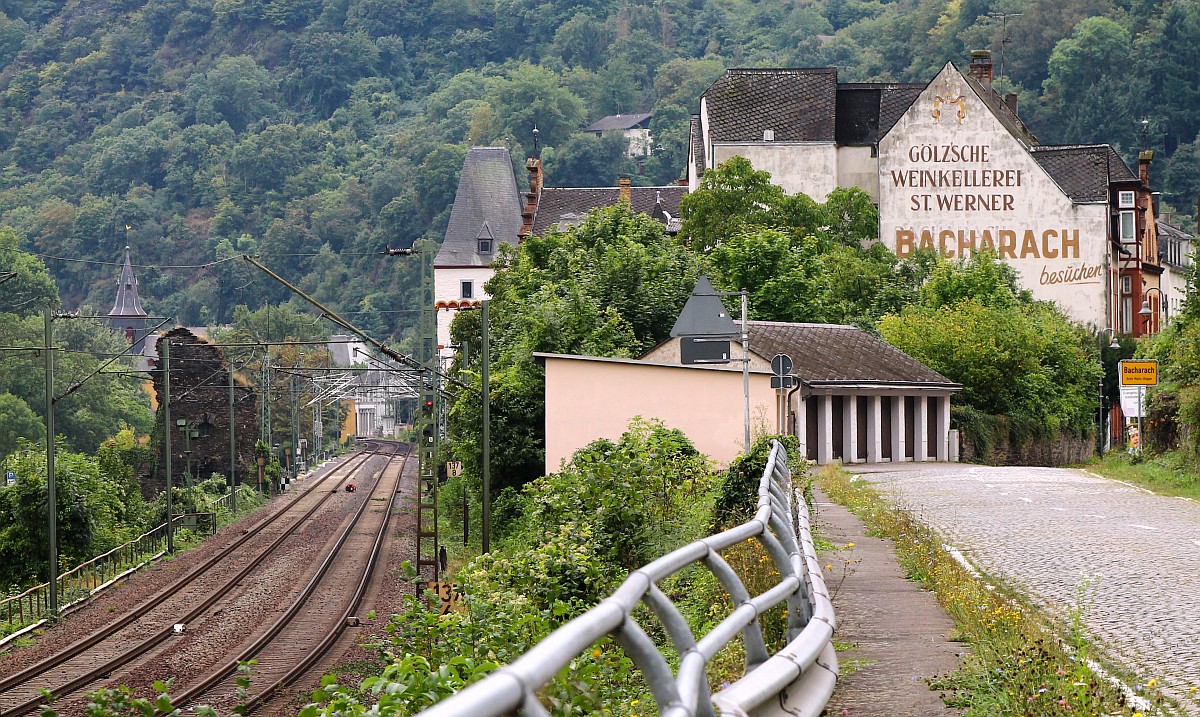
xmin=416 ymin=439 xmax=837 ymax=717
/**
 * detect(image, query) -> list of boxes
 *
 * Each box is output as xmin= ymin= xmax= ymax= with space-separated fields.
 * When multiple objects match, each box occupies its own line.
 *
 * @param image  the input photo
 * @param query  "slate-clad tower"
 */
xmin=108 ymin=246 xmax=148 ymax=354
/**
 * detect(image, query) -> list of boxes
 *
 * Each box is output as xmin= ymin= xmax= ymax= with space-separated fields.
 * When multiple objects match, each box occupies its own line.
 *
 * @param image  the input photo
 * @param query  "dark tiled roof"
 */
xmin=836 ymin=84 xmax=924 ymax=145
xmin=702 ymin=69 xmax=838 ymax=142
xmin=434 ymin=147 xmax=522 ymax=267
xmin=878 ymin=84 xmax=925 ymax=138
xmin=748 ymin=321 xmax=957 ymax=386
xmin=1029 ymin=144 xmax=1137 ymax=203
xmin=531 ymin=186 xmax=687 ymax=236
xmin=690 ymin=114 xmax=705 ymax=180
xmin=109 ymin=247 xmax=146 ymax=317
xmin=584 ymin=113 xmax=652 ymax=132
xmin=1157 ymin=219 xmax=1193 ymax=242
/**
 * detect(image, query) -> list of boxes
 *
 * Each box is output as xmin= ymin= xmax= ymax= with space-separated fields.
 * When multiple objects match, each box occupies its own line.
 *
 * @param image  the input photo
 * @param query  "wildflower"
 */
xmin=1146 ymin=679 xmax=1157 ymax=688
xmin=592 ymin=648 xmax=602 ymax=658
xmin=845 ymin=542 xmax=855 ymax=548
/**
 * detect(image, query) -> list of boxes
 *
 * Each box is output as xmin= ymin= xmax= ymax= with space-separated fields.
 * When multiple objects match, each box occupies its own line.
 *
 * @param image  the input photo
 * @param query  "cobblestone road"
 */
xmin=849 ymin=462 xmax=1200 ymax=713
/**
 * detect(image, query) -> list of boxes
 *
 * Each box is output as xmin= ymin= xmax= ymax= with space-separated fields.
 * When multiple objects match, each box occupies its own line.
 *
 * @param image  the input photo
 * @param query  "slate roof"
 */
xmin=835 ymin=84 xmax=924 ymax=145
xmin=584 ymin=113 xmax=652 ymax=132
xmin=434 ymin=147 xmax=522 ymax=268
xmin=531 ymin=186 xmax=687 ymax=236
xmin=1028 ymin=144 xmax=1137 ymax=204
xmin=690 ymin=114 xmax=705 ymax=180
xmin=109 ymin=246 xmax=146 ymax=317
xmin=702 ymin=68 xmax=838 ymax=143
xmin=670 ymin=276 xmax=737 ymax=337
xmin=748 ymin=321 xmax=957 ymax=387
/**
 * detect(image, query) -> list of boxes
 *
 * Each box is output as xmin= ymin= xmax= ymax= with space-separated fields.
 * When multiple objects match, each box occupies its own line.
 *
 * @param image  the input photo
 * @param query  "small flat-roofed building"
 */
xmin=539 ymin=280 xmax=959 ymax=469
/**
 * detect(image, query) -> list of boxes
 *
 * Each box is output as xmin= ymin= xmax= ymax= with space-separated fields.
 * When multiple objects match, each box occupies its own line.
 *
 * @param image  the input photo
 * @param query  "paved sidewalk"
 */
xmin=814 ymin=487 xmax=964 ymax=716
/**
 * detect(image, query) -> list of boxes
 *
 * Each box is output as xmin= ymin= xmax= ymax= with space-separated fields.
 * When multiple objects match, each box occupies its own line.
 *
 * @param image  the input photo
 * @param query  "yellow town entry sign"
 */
xmin=1119 ymin=360 xmax=1158 ymax=386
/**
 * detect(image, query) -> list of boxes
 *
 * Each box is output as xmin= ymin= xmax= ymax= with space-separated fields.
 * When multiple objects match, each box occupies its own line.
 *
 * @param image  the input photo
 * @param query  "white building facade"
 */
xmin=690 ymin=55 xmax=1163 ymax=337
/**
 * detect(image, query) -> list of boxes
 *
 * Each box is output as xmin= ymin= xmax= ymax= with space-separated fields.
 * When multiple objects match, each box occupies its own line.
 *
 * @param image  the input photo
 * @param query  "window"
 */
xmin=461 ymin=280 xmax=473 ymax=299
xmin=1118 ymin=190 xmax=1136 ymax=208
xmin=1121 ymin=275 xmax=1132 ymax=295
xmin=1119 ymin=211 xmax=1136 ymax=242
xmin=478 ymin=238 xmax=492 ymax=254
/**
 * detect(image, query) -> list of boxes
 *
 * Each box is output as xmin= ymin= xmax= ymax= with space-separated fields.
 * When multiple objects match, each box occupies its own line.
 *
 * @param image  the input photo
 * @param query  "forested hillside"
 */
xmin=2 ymin=0 xmax=1199 ymax=336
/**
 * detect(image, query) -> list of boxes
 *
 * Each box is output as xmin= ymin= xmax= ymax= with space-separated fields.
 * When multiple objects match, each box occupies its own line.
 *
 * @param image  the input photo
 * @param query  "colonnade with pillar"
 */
xmin=795 ymin=392 xmax=953 ymax=465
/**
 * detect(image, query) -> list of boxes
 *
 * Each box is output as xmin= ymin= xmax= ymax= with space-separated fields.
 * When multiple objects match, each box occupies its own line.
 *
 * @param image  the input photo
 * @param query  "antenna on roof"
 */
xmin=531 ymin=125 xmax=540 ymax=158
xmin=987 ymin=12 xmax=1022 ymax=88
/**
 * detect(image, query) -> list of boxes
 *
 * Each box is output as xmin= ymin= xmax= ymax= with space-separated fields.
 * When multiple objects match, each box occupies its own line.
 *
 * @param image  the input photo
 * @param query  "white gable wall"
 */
xmin=878 ymin=64 xmax=1109 ymax=329
xmin=711 ymin=143 xmax=840 ymax=200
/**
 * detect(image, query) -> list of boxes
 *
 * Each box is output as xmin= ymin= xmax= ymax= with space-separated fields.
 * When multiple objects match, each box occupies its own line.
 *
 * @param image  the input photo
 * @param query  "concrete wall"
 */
xmin=837 ymin=145 xmax=879 ymax=202
xmin=542 ymin=355 xmax=778 ymax=471
xmin=712 ymin=143 xmax=840 ymax=201
xmin=878 ymin=65 xmax=1109 ymax=329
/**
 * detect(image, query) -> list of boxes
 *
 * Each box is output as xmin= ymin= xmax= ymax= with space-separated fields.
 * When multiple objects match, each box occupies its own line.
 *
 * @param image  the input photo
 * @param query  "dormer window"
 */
xmin=1118 ymin=191 xmax=1136 ymax=208
xmin=477 ymin=223 xmax=495 ymax=255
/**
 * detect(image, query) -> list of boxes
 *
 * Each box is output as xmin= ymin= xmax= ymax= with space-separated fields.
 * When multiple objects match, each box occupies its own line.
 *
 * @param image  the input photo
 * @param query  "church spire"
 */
xmin=109 ymin=246 xmax=146 ymax=318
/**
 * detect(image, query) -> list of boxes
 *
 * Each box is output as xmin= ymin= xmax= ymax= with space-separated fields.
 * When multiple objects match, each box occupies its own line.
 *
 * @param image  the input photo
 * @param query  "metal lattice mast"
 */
xmin=416 ymin=247 xmax=441 ymax=586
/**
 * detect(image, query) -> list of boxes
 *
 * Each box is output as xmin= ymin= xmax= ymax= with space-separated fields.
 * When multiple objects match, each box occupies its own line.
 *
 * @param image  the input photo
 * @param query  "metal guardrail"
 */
xmin=418 ymin=439 xmax=837 ymax=717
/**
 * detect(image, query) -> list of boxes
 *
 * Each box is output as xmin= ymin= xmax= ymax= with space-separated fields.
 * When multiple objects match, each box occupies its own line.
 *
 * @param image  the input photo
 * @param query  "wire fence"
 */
xmin=417 ymin=438 xmax=837 ymax=717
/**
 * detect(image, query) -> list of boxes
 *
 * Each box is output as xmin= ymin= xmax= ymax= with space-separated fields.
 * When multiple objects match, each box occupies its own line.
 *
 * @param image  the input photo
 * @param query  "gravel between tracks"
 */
xmin=258 ymin=450 xmax=420 ymax=716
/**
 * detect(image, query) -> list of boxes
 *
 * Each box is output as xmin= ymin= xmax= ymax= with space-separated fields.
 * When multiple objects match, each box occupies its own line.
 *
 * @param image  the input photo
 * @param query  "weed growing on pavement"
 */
xmin=817 ymin=465 xmax=1153 ymax=717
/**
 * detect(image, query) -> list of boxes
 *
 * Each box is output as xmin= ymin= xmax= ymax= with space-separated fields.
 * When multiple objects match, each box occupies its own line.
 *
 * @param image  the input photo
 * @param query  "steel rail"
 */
xmin=415 ymin=439 xmax=837 ymax=717
xmin=0 ymin=449 xmax=382 ymax=715
xmin=171 ymin=442 xmax=409 ymax=713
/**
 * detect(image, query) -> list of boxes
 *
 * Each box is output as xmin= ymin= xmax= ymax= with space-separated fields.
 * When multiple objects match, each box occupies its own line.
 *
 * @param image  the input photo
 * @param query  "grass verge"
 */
xmin=815 ymin=465 xmax=1169 ymax=717
xmin=1085 ymin=450 xmax=1200 ymax=500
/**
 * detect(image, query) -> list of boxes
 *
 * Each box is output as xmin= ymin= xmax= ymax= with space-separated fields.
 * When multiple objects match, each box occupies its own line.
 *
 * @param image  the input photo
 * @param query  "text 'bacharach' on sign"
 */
xmin=1119 ymin=360 xmax=1158 ymax=387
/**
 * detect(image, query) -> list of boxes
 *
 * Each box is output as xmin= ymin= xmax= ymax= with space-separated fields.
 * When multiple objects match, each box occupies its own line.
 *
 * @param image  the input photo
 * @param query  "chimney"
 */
xmin=618 ymin=176 xmax=631 ymax=203
xmin=518 ymin=157 xmax=542 ymax=239
xmin=526 ymin=157 xmax=543 ymax=196
xmin=1138 ymin=150 xmax=1153 ymax=186
xmin=969 ymin=50 xmax=993 ymax=88
xmin=1004 ymin=93 xmax=1018 ymax=115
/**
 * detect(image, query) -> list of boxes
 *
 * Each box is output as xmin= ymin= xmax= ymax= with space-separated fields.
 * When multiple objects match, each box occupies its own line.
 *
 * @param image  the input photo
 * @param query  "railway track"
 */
xmin=172 ymin=442 xmax=409 ymax=714
xmin=0 ymin=443 xmax=402 ymax=716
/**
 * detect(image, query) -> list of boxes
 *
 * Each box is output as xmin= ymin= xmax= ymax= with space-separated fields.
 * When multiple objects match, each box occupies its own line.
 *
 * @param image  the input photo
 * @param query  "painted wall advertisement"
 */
xmin=879 ymin=65 xmax=1108 ymax=328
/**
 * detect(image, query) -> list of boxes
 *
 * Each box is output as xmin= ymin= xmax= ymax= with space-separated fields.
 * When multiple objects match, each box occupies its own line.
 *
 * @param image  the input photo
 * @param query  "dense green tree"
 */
xmin=187 ymin=55 xmax=280 ymax=133
xmin=0 ymin=226 xmax=59 ymax=315
xmin=879 ymin=253 xmax=1101 ymax=437
xmin=447 ymin=204 xmax=704 ymax=491
xmin=0 ymin=395 xmax=43 ymax=461
xmin=1037 ymin=17 xmax=1134 ymax=147
xmin=540 ymin=131 xmax=631 ymax=188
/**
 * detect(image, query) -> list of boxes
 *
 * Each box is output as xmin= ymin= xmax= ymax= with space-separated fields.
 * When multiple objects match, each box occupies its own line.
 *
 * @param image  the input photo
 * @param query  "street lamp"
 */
xmin=1139 ymin=286 xmax=1167 ymax=333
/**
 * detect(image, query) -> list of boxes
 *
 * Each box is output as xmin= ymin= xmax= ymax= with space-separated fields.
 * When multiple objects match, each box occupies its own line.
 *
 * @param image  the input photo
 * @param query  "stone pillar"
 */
xmin=843 ymin=395 xmax=859 ymax=463
xmin=891 ymin=396 xmax=906 ymax=461
xmin=867 ymin=395 xmax=882 ymax=463
xmin=915 ymin=396 xmax=928 ymax=461
xmin=796 ymin=395 xmax=808 ymax=459
xmin=818 ymin=394 xmax=834 ymax=465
